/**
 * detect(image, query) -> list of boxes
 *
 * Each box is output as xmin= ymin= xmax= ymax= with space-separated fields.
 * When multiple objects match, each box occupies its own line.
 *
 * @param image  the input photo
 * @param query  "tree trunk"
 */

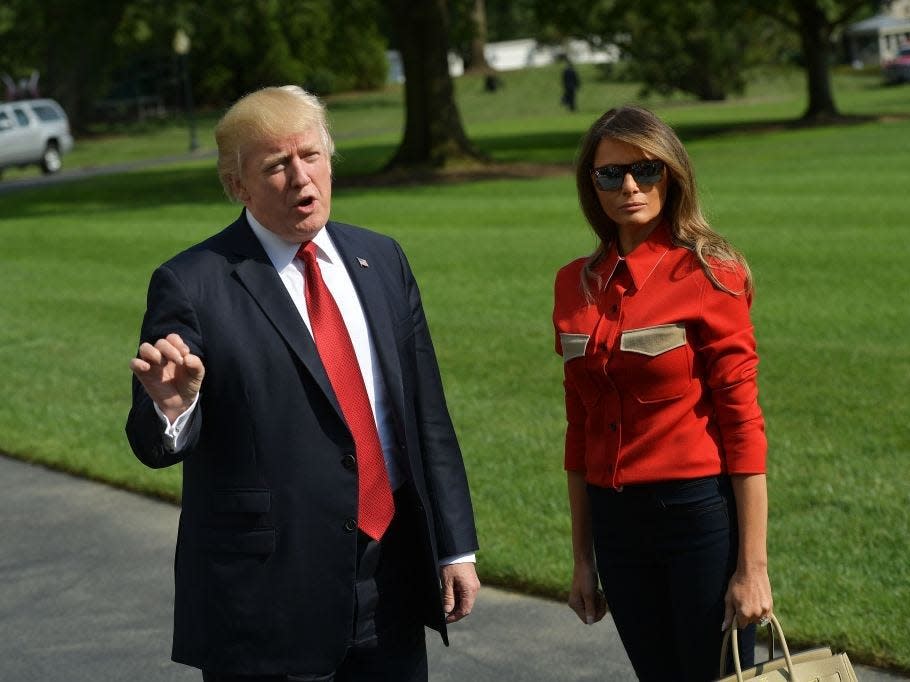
xmin=40 ymin=0 xmax=129 ymax=133
xmin=793 ymin=0 xmax=839 ymax=120
xmin=466 ymin=0 xmax=491 ymax=73
xmin=384 ymin=0 xmax=484 ymax=168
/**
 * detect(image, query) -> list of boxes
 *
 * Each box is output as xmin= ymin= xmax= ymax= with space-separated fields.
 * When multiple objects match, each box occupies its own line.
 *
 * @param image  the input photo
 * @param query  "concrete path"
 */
xmin=0 ymin=454 xmax=904 ymax=681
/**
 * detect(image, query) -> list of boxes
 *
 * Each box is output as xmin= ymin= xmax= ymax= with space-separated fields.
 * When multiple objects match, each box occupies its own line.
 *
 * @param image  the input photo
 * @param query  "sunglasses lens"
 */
xmin=593 ymin=160 xmax=664 ymax=190
xmin=594 ymin=174 xmax=623 ymax=191
xmin=631 ymin=160 xmax=663 ymax=184
xmin=592 ymin=159 xmax=664 ymax=192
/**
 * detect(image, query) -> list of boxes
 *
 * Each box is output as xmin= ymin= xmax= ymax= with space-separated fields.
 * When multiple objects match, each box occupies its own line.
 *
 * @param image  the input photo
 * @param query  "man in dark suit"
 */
xmin=126 ymin=85 xmax=480 ymax=681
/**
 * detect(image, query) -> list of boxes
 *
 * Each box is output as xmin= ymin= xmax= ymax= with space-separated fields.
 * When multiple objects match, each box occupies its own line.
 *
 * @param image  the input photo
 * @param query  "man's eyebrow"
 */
xmin=261 ymin=145 xmax=321 ymax=166
xmin=261 ymin=151 xmax=290 ymax=166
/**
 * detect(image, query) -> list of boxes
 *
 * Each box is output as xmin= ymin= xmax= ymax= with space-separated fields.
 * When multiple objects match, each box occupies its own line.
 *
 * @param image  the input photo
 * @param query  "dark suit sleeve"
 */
xmin=125 ymin=264 xmax=204 ymax=469
xmin=395 ymin=243 xmax=479 ymax=557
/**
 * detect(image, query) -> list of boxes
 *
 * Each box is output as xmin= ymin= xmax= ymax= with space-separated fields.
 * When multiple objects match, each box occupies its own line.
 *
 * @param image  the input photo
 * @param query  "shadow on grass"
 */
xmin=336 ymin=111 xmax=894 ymax=189
xmin=1 ymin=110 xmax=904 ymax=205
xmin=0 ymin=165 xmax=226 ymax=216
xmin=671 ymin=112 xmax=885 ymax=141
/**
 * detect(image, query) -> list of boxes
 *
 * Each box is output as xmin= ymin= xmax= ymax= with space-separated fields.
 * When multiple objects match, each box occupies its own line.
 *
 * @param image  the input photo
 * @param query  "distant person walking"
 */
xmin=553 ymin=105 xmax=772 ymax=681
xmin=561 ymin=58 xmax=580 ymax=111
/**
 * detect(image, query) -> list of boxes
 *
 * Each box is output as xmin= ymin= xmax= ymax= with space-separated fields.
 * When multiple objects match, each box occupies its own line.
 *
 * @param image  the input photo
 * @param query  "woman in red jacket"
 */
xmin=554 ymin=105 xmax=773 ymax=681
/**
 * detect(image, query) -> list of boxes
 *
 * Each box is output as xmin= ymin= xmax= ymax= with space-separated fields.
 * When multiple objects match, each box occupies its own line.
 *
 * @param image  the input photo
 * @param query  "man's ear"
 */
xmin=228 ymin=174 xmax=249 ymax=203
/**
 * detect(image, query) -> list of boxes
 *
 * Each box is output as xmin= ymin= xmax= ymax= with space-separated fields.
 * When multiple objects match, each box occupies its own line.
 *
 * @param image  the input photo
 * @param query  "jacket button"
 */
xmin=343 ymin=518 xmax=357 ymax=533
xmin=341 ymin=454 xmax=356 ymax=470
xmin=609 ymin=422 xmax=618 ymax=432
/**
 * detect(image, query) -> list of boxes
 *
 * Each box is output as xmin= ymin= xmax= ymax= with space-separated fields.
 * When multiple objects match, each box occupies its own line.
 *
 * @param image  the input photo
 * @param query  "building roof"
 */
xmin=848 ymin=13 xmax=910 ymax=34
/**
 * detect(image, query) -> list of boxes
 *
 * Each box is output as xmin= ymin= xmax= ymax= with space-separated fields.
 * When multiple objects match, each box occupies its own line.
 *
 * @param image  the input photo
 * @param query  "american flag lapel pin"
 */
xmin=357 ymin=257 xmax=369 ymax=268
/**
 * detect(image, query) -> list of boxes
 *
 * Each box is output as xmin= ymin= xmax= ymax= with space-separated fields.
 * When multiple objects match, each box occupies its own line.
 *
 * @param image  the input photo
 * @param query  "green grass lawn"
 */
xmin=1 ymin=66 xmax=909 ymax=670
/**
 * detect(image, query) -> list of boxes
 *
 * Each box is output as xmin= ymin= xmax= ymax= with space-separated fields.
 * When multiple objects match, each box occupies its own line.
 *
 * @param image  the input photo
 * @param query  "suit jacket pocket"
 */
xmin=212 ymin=489 xmax=271 ymax=514
xmin=202 ymin=527 xmax=276 ymax=554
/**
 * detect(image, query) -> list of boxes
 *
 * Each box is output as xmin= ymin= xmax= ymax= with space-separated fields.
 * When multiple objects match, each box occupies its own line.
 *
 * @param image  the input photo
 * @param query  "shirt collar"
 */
xmin=598 ymin=221 xmax=673 ymax=291
xmin=245 ymin=208 xmax=337 ymax=270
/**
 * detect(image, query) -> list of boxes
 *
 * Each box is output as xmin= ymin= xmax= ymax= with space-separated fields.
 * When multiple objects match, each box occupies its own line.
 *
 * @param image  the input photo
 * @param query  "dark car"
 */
xmin=883 ymin=47 xmax=910 ymax=84
xmin=0 ymin=98 xmax=74 ymax=177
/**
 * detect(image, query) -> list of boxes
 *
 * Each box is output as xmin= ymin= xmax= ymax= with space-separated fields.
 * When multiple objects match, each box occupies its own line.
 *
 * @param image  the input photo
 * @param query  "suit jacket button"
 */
xmin=341 ymin=454 xmax=356 ymax=470
xmin=343 ymin=518 xmax=357 ymax=533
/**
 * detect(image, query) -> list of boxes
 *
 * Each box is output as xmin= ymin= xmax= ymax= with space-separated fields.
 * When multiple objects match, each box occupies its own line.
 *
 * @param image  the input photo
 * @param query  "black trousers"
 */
xmin=203 ymin=487 xmax=428 ymax=682
xmin=589 ymin=476 xmax=756 ymax=682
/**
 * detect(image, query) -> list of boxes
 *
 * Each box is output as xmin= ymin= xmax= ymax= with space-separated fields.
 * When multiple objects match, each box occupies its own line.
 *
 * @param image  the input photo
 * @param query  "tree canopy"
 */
xmin=0 ymin=0 xmax=388 ymax=131
xmin=0 ymin=0 xmax=883 ymax=139
xmin=747 ymin=0 xmax=877 ymax=120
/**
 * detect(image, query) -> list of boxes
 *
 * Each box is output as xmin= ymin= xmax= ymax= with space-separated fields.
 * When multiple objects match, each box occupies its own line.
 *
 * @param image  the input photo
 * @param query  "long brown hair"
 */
xmin=575 ymin=105 xmax=751 ymax=296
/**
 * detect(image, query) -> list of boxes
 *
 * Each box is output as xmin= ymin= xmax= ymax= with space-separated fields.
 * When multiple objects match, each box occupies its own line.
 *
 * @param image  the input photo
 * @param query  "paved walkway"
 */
xmin=0 ymin=454 xmax=904 ymax=681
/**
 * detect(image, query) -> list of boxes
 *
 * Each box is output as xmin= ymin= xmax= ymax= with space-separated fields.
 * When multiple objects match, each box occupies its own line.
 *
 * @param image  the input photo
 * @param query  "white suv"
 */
xmin=0 ymin=98 xmax=74 ymax=176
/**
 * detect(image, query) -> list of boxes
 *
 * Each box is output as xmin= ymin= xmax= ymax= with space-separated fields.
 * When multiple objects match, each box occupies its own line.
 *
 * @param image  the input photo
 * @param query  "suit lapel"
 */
xmin=223 ymin=216 xmax=345 ymax=419
xmin=327 ymin=223 xmax=407 ymax=423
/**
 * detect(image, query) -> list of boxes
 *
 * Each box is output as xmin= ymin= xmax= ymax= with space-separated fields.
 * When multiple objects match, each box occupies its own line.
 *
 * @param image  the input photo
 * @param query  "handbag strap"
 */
xmin=719 ymin=615 xmax=795 ymax=681
xmin=719 ymin=617 xmax=776 ymax=670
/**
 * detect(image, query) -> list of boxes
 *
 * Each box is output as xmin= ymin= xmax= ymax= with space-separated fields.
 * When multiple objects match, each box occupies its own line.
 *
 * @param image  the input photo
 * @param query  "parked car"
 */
xmin=883 ymin=47 xmax=910 ymax=84
xmin=0 ymin=98 xmax=74 ymax=177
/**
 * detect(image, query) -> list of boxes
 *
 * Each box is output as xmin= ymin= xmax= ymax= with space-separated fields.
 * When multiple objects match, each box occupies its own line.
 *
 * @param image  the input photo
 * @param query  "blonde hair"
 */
xmin=215 ymin=85 xmax=334 ymax=201
xmin=575 ymin=105 xmax=751 ymax=296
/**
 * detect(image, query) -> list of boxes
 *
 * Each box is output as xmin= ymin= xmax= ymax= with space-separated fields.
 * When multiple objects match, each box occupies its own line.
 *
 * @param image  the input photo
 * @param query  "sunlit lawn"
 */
xmin=1 ymin=65 xmax=909 ymax=670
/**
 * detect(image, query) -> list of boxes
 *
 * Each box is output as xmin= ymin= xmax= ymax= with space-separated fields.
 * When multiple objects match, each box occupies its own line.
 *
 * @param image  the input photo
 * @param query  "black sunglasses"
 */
xmin=591 ymin=159 xmax=665 ymax=191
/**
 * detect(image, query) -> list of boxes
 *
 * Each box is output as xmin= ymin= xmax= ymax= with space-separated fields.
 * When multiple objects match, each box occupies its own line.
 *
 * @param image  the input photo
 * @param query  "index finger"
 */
xmin=165 ymin=333 xmax=191 ymax=355
xmin=153 ymin=337 xmax=187 ymax=365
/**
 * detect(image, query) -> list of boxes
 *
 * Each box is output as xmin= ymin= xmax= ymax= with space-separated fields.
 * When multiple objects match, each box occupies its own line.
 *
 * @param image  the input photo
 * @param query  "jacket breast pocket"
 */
xmin=619 ymin=323 xmax=692 ymax=403
xmin=561 ymin=333 xmax=604 ymax=410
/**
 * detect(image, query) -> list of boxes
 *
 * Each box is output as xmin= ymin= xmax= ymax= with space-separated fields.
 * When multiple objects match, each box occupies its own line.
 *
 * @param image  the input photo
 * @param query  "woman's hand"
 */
xmin=568 ymin=560 xmax=607 ymax=625
xmin=723 ymin=566 xmax=772 ymax=630
xmin=724 ymin=474 xmax=772 ymax=630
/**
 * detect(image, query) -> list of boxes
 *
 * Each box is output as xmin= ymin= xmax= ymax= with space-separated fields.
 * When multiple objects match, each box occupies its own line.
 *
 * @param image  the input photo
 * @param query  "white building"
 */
xmin=387 ymin=38 xmax=618 ymax=83
xmin=847 ymin=0 xmax=910 ymax=65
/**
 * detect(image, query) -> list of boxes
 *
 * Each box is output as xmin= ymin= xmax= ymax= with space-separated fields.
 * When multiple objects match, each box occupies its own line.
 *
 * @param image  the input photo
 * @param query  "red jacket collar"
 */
xmin=598 ymin=221 xmax=673 ymax=291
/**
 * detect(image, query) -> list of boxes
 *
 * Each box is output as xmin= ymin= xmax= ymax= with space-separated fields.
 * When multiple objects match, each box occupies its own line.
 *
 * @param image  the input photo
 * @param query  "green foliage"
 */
xmin=617 ymin=0 xmax=754 ymax=100
xmin=0 ymin=0 xmax=131 ymax=131
xmin=732 ymin=0 xmax=879 ymax=118
xmin=483 ymin=0 xmax=539 ymax=42
xmin=177 ymin=0 xmax=382 ymax=100
xmin=325 ymin=0 xmax=389 ymax=92
xmin=1 ymin=0 xmax=388 ymax=131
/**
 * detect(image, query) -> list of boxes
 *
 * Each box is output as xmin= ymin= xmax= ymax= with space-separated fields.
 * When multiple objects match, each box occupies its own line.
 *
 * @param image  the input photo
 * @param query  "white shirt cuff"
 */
xmin=153 ymin=394 xmax=200 ymax=452
xmin=439 ymin=552 xmax=477 ymax=566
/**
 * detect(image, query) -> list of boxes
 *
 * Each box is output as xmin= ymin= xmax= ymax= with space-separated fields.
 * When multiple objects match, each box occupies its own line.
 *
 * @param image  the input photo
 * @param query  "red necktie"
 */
xmin=298 ymin=241 xmax=394 ymax=540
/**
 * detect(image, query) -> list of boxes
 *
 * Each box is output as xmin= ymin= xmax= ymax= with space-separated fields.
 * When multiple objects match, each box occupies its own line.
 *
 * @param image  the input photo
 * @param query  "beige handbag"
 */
xmin=715 ymin=615 xmax=858 ymax=681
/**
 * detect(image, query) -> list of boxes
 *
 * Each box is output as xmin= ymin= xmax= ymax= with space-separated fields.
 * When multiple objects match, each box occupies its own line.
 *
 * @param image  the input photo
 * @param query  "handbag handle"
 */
xmin=719 ymin=615 xmax=796 ymax=681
